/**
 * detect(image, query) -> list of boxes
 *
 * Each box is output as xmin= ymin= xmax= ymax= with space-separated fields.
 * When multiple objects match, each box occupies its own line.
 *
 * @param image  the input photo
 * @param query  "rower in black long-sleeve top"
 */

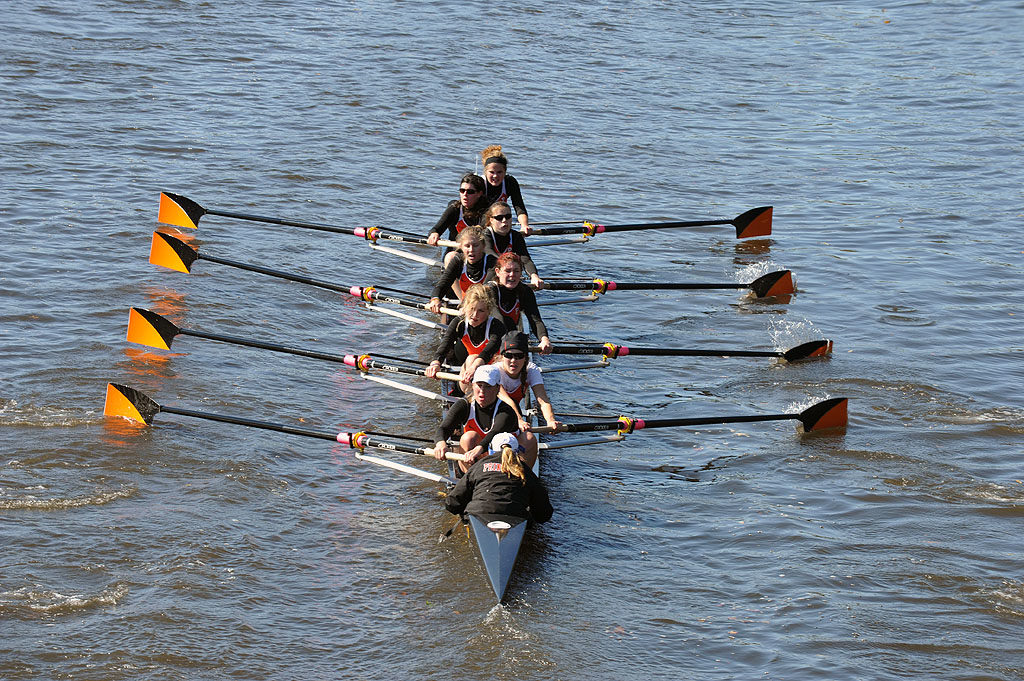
xmin=425 ymin=284 xmax=506 ymax=394
xmin=426 ymin=173 xmax=488 ymax=245
xmin=480 ymin=201 xmax=542 ymax=289
xmin=479 ymin=145 xmax=532 ymax=234
xmin=427 ymin=227 xmax=496 ymax=314
xmin=432 ymin=364 xmax=524 ymax=473
xmin=489 ymin=252 xmax=552 ymax=355
xmin=445 ymin=432 xmax=552 ymax=524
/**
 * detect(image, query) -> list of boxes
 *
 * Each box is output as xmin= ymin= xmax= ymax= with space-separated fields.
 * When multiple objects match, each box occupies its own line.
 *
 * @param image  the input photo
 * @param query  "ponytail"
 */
xmin=500 ymin=444 xmax=527 ymax=482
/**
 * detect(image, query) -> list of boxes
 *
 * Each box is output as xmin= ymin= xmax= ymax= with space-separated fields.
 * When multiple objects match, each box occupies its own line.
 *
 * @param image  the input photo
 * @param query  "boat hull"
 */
xmin=467 ymin=514 xmax=529 ymax=601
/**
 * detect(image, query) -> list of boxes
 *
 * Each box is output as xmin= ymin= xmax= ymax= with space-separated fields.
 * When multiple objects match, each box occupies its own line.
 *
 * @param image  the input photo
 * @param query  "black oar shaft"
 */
xmin=180 ymin=328 xmax=350 ymax=364
xmin=206 ymin=208 xmax=359 ymax=236
xmin=196 ymin=252 xmax=350 ymax=294
xmin=159 ymin=405 xmax=340 ymax=441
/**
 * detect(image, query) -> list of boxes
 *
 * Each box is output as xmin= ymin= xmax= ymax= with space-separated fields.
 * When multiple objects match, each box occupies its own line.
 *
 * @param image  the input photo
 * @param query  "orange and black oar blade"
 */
xmin=731 ymin=206 xmax=772 ymax=239
xmin=781 ymin=340 xmax=833 ymax=362
xmin=158 ymin=192 xmax=207 ymax=229
xmin=747 ymin=269 xmax=794 ymax=297
xmin=127 ymin=307 xmax=181 ymax=350
xmin=158 ymin=191 xmax=360 ymax=236
xmin=149 ymin=231 xmax=198 ymax=273
xmin=104 ymin=383 xmax=162 ymax=425
xmin=797 ymin=397 xmax=848 ymax=432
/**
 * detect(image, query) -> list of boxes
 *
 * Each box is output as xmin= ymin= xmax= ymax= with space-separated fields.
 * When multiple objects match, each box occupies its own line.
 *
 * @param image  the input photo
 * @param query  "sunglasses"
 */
xmin=491 ymin=214 xmax=513 ymax=221
xmin=459 ymin=187 xmax=480 ymax=194
xmin=503 ymin=351 xmax=526 ymax=359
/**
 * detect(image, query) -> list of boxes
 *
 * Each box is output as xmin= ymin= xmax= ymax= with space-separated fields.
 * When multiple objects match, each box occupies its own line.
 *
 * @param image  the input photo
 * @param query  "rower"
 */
xmin=444 ymin=432 xmax=552 ymax=525
xmin=426 ymin=173 xmax=488 ymax=246
xmin=425 ymin=284 xmax=507 ymax=394
xmin=489 ymin=252 xmax=552 ymax=354
xmin=427 ymin=227 xmax=496 ymax=314
xmin=496 ymin=331 xmax=562 ymax=445
xmin=432 ymin=364 xmax=523 ymax=472
xmin=481 ymin=201 xmax=543 ymax=289
xmin=480 ymin=145 xmax=531 ymax=235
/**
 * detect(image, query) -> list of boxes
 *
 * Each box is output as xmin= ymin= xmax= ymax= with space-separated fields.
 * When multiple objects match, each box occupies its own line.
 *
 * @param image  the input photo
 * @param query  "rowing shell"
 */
xmin=467 ymin=515 xmax=529 ymax=601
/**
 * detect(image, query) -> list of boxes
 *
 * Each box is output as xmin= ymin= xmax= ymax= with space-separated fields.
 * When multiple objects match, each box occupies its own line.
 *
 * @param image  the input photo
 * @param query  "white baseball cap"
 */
xmin=488 ymin=432 xmax=521 ymax=454
xmin=473 ymin=364 xmax=501 ymax=386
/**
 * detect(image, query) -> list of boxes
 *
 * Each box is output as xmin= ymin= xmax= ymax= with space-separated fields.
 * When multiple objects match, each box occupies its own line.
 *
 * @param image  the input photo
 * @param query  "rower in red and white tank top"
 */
xmin=463 ymin=399 xmax=507 ymax=437
xmin=460 ymin=317 xmax=497 ymax=357
xmin=457 ymin=254 xmax=491 ymax=296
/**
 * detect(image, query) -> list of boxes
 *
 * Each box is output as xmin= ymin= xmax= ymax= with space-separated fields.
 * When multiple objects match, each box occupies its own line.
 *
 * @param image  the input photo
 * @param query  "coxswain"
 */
xmin=432 ymin=364 xmax=524 ymax=472
xmin=425 ymin=284 xmax=507 ymax=394
xmin=427 ymin=227 xmax=496 ymax=313
xmin=495 ymin=331 xmax=562 ymax=447
xmin=481 ymin=201 xmax=543 ymax=289
xmin=489 ymin=252 xmax=552 ymax=354
xmin=426 ymin=173 xmax=488 ymax=246
xmin=479 ymin=145 xmax=531 ymax=234
xmin=444 ymin=432 xmax=553 ymax=525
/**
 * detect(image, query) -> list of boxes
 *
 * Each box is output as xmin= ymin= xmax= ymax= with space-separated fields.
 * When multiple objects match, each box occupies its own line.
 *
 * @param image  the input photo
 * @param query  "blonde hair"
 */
xmin=500 ymin=444 xmax=527 ymax=482
xmin=481 ymin=145 xmax=508 ymax=167
xmin=460 ymin=283 xmax=496 ymax=318
xmin=456 ymin=225 xmax=486 ymax=248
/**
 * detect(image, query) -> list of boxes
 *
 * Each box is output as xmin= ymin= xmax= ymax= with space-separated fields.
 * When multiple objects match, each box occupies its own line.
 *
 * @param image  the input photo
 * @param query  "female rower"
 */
xmin=426 ymin=173 xmax=487 ymax=246
xmin=425 ymin=284 xmax=506 ymax=394
xmin=489 ymin=252 xmax=552 ymax=355
xmin=480 ymin=145 xmax=531 ymax=234
xmin=444 ymin=432 xmax=553 ymax=524
xmin=481 ymin=201 xmax=543 ymax=289
xmin=427 ymin=227 xmax=496 ymax=314
xmin=495 ymin=331 xmax=561 ymax=438
xmin=433 ymin=365 xmax=524 ymax=472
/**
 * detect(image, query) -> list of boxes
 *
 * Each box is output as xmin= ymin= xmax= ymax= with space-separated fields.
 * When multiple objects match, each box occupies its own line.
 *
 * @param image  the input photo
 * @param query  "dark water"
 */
xmin=3 ymin=2 xmax=1023 ymax=679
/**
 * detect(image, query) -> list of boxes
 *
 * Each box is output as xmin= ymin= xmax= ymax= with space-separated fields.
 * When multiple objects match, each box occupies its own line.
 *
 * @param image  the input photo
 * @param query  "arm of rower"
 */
xmin=430 ymin=255 xmax=463 ymax=302
xmin=444 ymin=474 xmax=472 ymax=516
xmin=428 ymin=202 xmax=458 ymax=242
xmin=497 ymin=386 xmax=528 ymax=430
xmin=433 ymin=399 xmax=469 ymax=447
xmin=531 ymin=383 xmax=559 ymax=429
xmin=431 ymin=318 xmax=462 ymax=366
xmin=476 ymin=317 xmax=507 ymax=364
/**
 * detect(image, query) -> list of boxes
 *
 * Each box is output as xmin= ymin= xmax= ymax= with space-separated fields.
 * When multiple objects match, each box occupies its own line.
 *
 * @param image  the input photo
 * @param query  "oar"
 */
xmin=103 ymin=383 xmax=466 ymax=476
xmin=531 ymin=398 xmax=848 ymax=435
xmin=126 ymin=307 xmax=461 ymax=380
xmin=158 ymin=192 xmax=456 ymax=247
xmin=542 ymin=270 xmax=794 ymax=298
xmin=538 ymin=339 xmax=833 ymax=363
xmin=148 ymin=232 xmax=456 ymax=315
xmin=348 ymin=286 xmax=460 ymax=316
xmin=528 ymin=206 xmax=772 ymax=239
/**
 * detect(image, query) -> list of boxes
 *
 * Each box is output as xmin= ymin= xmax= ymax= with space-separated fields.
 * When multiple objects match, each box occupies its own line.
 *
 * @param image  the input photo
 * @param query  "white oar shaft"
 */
xmin=354 ymin=452 xmax=457 ymax=485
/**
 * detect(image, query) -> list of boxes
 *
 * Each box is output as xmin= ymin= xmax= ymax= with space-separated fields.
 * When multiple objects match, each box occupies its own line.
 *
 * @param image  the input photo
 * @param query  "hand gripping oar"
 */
xmin=126 ymin=308 xmax=462 ymax=380
xmin=542 ymin=269 xmax=794 ymax=298
xmin=148 ymin=232 xmax=453 ymax=316
xmin=158 ymin=192 xmax=456 ymax=247
xmin=528 ymin=206 xmax=772 ymax=240
xmin=103 ymin=383 xmax=466 ymax=477
xmin=537 ymin=339 xmax=833 ymax=363
xmin=530 ymin=398 xmax=848 ymax=435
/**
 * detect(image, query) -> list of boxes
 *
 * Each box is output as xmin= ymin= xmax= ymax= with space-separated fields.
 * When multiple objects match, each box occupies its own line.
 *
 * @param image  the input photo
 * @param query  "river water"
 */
xmin=3 ymin=1 xmax=1023 ymax=679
